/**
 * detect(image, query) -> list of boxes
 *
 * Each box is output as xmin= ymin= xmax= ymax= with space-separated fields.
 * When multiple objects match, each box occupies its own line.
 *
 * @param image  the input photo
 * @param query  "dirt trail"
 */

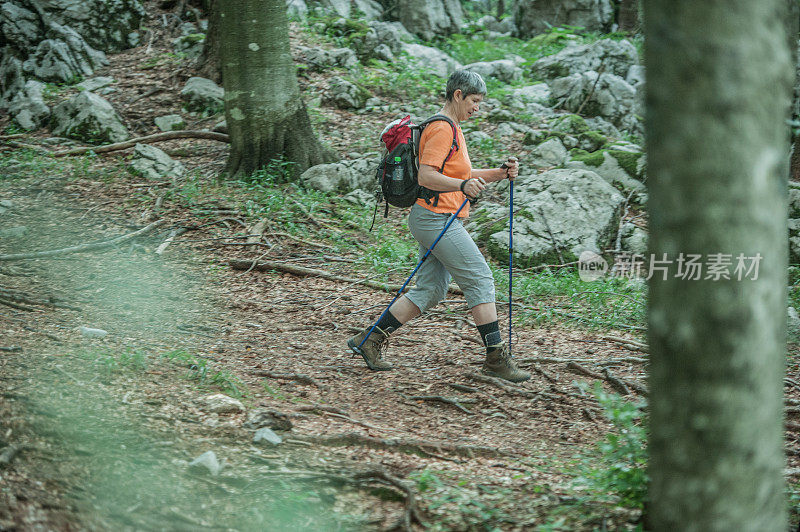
xmin=0 ymin=164 xmax=666 ymax=531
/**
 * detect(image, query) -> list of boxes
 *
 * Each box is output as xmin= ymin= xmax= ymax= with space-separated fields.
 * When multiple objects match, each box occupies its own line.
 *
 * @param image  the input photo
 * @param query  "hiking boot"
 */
xmin=482 ymin=343 xmax=530 ymax=383
xmin=348 ymin=326 xmax=393 ymax=371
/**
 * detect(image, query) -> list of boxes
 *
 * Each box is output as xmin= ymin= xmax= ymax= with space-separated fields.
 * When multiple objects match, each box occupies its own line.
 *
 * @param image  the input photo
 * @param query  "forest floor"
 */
xmin=1 ymin=3 xmax=799 ymax=531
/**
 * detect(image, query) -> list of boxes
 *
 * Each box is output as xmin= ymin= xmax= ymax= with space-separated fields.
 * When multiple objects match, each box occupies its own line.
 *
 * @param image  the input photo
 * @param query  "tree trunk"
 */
xmin=195 ymin=0 xmax=220 ymax=83
xmin=496 ymin=0 xmax=504 ymax=20
xmin=645 ymin=0 xmax=791 ymax=529
xmin=617 ymin=0 xmax=639 ymax=34
xmin=218 ymin=0 xmax=335 ymax=178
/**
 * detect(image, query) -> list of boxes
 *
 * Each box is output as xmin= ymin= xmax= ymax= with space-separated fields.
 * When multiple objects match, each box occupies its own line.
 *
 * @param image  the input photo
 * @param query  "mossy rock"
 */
xmin=550 ymin=114 xmax=589 ymax=135
xmin=569 ymin=148 xmax=604 ymax=168
xmin=607 ymin=150 xmax=644 ymax=178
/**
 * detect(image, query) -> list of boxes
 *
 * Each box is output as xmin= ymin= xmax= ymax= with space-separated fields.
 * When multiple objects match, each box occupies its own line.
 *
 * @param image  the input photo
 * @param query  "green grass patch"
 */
xmin=161 ymin=349 xmax=247 ymax=398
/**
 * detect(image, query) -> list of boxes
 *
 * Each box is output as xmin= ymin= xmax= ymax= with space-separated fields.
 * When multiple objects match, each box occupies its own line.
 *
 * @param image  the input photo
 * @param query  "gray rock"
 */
xmin=173 ymin=33 xmax=205 ymax=60
xmin=464 ymin=59 xmax=522 ymax=83
xmin=514 ymin=0 xmax=614 ymax=38
xmin=531 ymin=137 xmax=567 ymax=166
xmin=0 ymin=226 xmax=27 ymax=238
xmin=22 ymin=23 xmax=107 ymax=83
xmin=584 ymin=116 xmax=621 ymax=138
xmin=0 ymin=199 xmax=13 ymax=215
xmin=9 ymin=81 xmax=49 ymax=130
xmin=343 ymin=189 xmax=374 ymax=205
xmin=212 ymin=120 xmax=227 ymax=133
xmin=311 ymin=0 xmax=383 ymax=19
xmin=549 ymin=71 xmax=638 ymax=131
xmin=532 ymin=39 xmax=639 ymax=81
xmin=303 ymin=157 xmax=379 ymax=193
xmin=50 ymin=91 xmax=129 ymax=143
xmin=789 ymin=186 xmax=800 ymax=219
xmin=253 ymin=427 xmax=283 ymax=446
xmin=564 ymin=149 xmax=646 ymax=193
xmin=243 ymin=409 xmax=293 ymax=431
xmin=0 ymin=53 xmax=26 ymax=108
xmin=79 ymin=326 xmax=107 ymax=338
xmin=495 ymin=122 xmax=516 ymax=138
xmin=181 ymin=77 xmax=224 ymax=115
xmin=359 ymin=21 xmax=415 ymax=54
xmin=77 ymin=76 xmax=115 ymax=92
xmin=620 ymin=223 xmax=648 ymax=255
xmin=373 ymin=43 xmax=393 ymax=62
xmin=514 ymin=0 xmax=613 ymax=37
xmin=510 ymin=84 xmax=551 ymax=106
xmin=201 ymin=394 xmax=244 ymax=414
xmin=39 ymin=0 xmax=146 ymax=53
xmin=0 ymin=3 xmax=39 ymax=49
xmin=466 ymin=130 xmax=492 ymax=144
xmin=154 ymin=114 xmax=186 ymax=132
xmin=298 ymin=46 xmax=358 ymax=71
xmin=188 ymin=450 xmax=222 ymax=476
xmin=469 ymin=168 xmax=625 ymax=265
xmin=789 ymin=307 xmax=800 ymax=342
xmin=130 ymin=144 xmax=185 ymax=181
xmin=626 ymin=64 xmax=645 ymax=90
xmin=326 ymin=76 xmax=367 ymax=109
xmin=397 ymin=0 xmax=463 ymax=40
xmin=287 ymin=0 xmax=309 ymax=21
xmin=400 ymin=43 xmax=461 ymax=77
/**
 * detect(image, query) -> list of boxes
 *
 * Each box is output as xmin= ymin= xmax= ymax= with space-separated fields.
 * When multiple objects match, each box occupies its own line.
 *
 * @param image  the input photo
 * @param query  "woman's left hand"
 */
xmin=504 ymin=157 xmax=519 ymax=180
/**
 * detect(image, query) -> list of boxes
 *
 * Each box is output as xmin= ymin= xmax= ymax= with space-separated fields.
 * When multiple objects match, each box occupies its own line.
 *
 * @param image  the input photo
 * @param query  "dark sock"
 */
xmin=477 ymin=321 xmax=502 ymax=350
xmin=375 ymin=311 xmax=403 ymax=334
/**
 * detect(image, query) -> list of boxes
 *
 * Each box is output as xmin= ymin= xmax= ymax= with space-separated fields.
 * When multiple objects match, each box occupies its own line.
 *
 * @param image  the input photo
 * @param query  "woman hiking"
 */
xmin=348 ymin=70 xmax=530 ymax=383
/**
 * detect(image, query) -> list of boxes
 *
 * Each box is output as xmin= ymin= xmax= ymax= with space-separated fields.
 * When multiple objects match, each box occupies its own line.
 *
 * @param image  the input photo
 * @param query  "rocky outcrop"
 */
xmin=532 ymin=39 xmax=639 ymax=82
xmin=464 ymin=59 xmax=522 ymax=83
xmin=8 ymin=79 xmax=49 ymax=129
xmin=549 ymin=71 xmax=639 ymax=132
xmin=50 ymin=91 xmax=129 ymax=143
xmin=514 ymin=0 xmax=614 ymax=38
xmin=400 ymin=43 xmax=461 ymax=77
xmin=180 ymin=77 xmax=224 ymax=115
xmin=468 ymin=168 xmax=625 ymax=265
xmin=326 ymin=76 xmax=368 ymax=109
xmin=0 ymin=0 xmax=143 ymax=111
xmin=396 ymin=0 xmax=464 ymax=40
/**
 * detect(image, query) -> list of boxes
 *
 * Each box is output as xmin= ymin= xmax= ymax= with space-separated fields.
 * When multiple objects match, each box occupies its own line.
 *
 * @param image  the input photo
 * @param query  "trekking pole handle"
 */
xmin=501 ymin=156 xmax=519 ymax=181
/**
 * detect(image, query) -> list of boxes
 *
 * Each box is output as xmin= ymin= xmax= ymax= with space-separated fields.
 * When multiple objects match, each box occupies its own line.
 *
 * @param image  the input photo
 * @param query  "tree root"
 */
xmin=254 ymin=371 xmax=329 ymax=391
xmin=405 ymin=395 xmax=476 ymax=415
xmin=51 ymin=131 xmax=230 ymax=157
xmin=229 ymin=259 xmax=465 ymax=295
xmin=0 ymin=220 xmax=165 ymax=261
xmin=290 ymin=431 xmax=507 ymax=459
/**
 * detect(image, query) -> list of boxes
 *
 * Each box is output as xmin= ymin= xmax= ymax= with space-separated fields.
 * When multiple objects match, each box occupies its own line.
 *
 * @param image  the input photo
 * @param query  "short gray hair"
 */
xmin=445 ymin=70 xmax=487 ymax=101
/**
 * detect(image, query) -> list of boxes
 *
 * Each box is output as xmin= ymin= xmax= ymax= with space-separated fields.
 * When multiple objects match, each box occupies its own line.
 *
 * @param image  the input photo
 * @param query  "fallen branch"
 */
xmin=0 ymin=346 xmax=22 ymax=353
xmin=466 ymin=371 xmax=539 ymax=399
xmin=51 ymin=131 xmax=230 ymax=157
xmin=291 ymin=431 xmax=507 ymax=458
xmin=406 ymin=395 xmax=475 ymax=415
xmin=448 ymin=383 xmax=516 ymax=418
xmin=600 ymin=334 xmax=649 ymax=353
xmin=603 ymin=368 xmax=630 ymax=395
xmin=0 ymin=220 xmax=165 ymax=261
xmin=155 ymin=227 xmax=188 ymax=255
xmin=255 ymin=371 xmax=329 ymax=391
xmin=229 ymin=259 xmax=464 ymax=295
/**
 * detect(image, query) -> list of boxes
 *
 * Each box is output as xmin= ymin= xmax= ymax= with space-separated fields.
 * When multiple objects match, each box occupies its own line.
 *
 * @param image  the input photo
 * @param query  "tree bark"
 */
xmin=195 ymin=0 xmax=220 ymax=83
xmin=617 ymin=0 xmax=639 ymax=34
xmin=645 ymin=1 xmax=792 ymax=530
xmin=217 ymin=0 xmax=335 ymax=179
xmin=496 ymin=0 xmax=505 ymax=20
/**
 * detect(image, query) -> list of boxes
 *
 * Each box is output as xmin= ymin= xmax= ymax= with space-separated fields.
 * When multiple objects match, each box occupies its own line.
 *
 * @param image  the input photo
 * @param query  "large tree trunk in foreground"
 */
xmin=218 ymin=0 xmax=334 ymax=178
xmin=645 ymin=0 xmax=791 ymax=529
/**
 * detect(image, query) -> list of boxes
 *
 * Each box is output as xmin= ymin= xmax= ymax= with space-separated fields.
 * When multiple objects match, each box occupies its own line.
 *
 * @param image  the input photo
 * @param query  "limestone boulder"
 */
xmin=50 ymin=91 xmax=128 ymax=143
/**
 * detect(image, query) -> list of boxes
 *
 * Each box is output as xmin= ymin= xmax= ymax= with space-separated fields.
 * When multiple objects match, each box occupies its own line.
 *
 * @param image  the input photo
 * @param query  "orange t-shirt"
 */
xmin=416 ymin=121 xmax=472 ymax=218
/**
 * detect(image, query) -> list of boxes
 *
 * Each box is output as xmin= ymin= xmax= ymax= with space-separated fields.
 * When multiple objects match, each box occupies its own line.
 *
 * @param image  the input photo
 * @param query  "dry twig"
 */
xmin=51 ymin=131 xmax=229 ymax=157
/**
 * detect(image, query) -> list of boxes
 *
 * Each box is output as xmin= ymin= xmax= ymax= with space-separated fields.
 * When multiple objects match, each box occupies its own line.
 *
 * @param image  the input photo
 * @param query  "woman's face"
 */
xmin=455 ymin=91 xmax=483 ymax=122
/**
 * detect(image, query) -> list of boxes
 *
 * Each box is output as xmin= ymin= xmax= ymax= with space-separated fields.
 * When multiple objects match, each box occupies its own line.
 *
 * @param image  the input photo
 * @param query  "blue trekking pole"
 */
xmin=508 ymin=172 xmax=514 ymax=355
xmin=357 ymin=197 xmax=471 ymax=351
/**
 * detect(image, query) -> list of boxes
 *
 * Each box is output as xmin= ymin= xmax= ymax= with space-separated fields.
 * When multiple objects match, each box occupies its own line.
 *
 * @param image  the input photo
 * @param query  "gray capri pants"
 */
xmin=405 ymin=203 xmax=496 ymax=312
